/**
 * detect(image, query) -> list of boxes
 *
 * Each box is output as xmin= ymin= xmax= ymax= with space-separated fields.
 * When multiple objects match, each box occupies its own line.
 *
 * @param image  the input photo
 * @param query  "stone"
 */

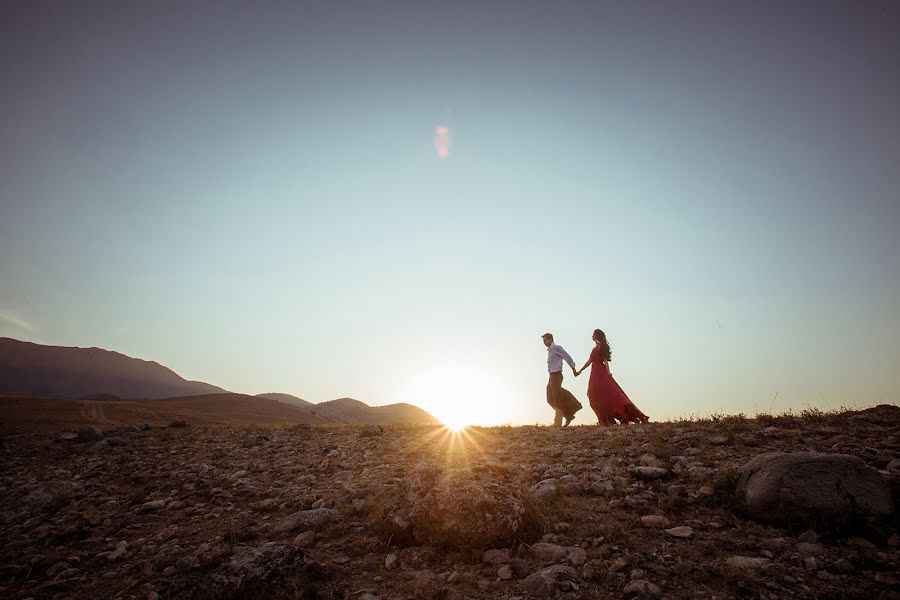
xmin=710 ymin=436 xmax=728 ymax=445
xmin=832 ymin=558 xmax=855 ymax=573
xmin=168 ymin=419 xmax=188 ymax=428
xmin=623 ymin=579 xmax=662 ymax=599
xmin=567 ymin=547 xmax=587 ymax=566
xmin=141 ymin=500 xmax=166 ymax=511
xmin=797 ymin=542 xmax=825 ymax=555
xmin=498 ymin=564 xmax=513 ymax=580
xmin=522 ymin=564 xmax=580 ymax=598
xmin=665 ymin=526 xmax=693 ymax=538
xmin=798 ymin=529 xmax=818 ymax=543
xmin=726 ymin=556 xmax=771 ymax=571
xmin=482 ymin=548 xmax=510 ymax=564
xmin=531 ymin=543 xmax=568 ymax=562
xmin=632 ymin=467 xmax=668 ymax=480
xmin=360 ymin=425 xmax=384 ymax=437
xmin=409 ymin=469 xmax=526 ymax=549
xmin=886 ymin=458 xmax=900 ymax=475
xmin=529 ymin=479 xmax=559 ymax=501
xmin=384 ymin=553 xmax=397 ymax=569
xmin=273 ymin=508 xmax=337 ymax=533
xmin=292 ymin=531 xmax=316 ymax=548
xmin=735 ymin=452 xmax=893 ymax=527
xmin=509 ymin=558 xmax=530 ymax=578
xmin=107 ymin=541 xmax=127 ymax=561
xmin=588 ymin=480 xmax=614 ymax=496
xmin=640 ymin=515 xmax=671 ymax=529
xmin=76 ymin=426 xmax=103 ymax=442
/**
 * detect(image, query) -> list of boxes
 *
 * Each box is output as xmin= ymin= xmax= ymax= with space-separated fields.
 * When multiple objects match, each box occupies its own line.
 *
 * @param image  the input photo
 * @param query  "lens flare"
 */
xmin=434 ymin=125 xmax=451 ymax=158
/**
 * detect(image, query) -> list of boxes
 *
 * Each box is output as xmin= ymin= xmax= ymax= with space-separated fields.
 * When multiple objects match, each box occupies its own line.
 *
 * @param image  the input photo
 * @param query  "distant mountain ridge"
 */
xmin=0 ymin=338 xmax=440 ymax=425
xmin=0 ymin=338 xmax=224 ymax=399
xmin=257 ymin=393 xmax=439 ymax=425
xmin=255 ymin=392 xmax=314 ymax=408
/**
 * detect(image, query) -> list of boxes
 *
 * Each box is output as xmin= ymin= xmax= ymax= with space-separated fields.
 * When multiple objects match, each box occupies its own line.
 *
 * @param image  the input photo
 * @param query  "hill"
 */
xmin=315 ymin=396 xmax=440 ymax=424
xmin=255 ymin=392 xmax=314 ymax=408
xmin=0 ymin=393 xmax=333 ymax=429
xmin=0 ymin=337 xmax=224 ymax=399
xmin=0 ymin=406 xmax=896 ymax=599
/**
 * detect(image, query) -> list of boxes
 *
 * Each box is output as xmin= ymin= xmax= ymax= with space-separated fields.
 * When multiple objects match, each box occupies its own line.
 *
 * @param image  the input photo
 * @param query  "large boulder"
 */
xmin=377 ymin=463 xmax=528 ymax=549
xmin=736 ymin=452 xmax=893 ymax=527
xmin=409 ymin=468 xmax=526 ymax=549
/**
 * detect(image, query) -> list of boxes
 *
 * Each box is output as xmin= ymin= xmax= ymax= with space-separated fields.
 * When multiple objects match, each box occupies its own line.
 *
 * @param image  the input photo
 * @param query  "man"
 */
xmin=541 ymin=332 xmax=582 ymax=427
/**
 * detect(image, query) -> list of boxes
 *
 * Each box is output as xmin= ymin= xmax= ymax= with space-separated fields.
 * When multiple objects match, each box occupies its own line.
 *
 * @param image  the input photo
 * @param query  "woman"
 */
xmin=575 ymin=329 xmax=649 ymax=425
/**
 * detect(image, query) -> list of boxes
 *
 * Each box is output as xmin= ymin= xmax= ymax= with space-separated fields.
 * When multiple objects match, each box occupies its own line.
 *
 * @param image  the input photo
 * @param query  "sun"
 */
xmin=404 ymin=366 xmax=506 ymax=429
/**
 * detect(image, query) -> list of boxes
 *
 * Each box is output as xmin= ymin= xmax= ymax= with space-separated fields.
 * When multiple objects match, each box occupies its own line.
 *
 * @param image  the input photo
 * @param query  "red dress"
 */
xmin=587 ymin=346 xmax=634 ymax=424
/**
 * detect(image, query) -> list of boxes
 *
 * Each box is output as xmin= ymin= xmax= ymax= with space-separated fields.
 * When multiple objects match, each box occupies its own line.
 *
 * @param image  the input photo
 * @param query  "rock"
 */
xmin=623 ymin=579 xmax=662 ymax=599
xmin=76 ymin=426 xmax=103 ymax=442
xmin=292 ymin=531 xmax=316 ymax=548
xmin=640 ymin=515 xmax=671 ymax=529
xmin=760 ymin=537 xmax=788 ymax=552
xmin=567 ymin=547 xmax=587 ymax=566
xmin=632 ymin=467 xmax=668 ymax=480
xmin=709 ymin=436 xmax=728 ymax=445
xmin=498 ymin=564 xmax=513 ymax=580
xmin=384 ymin=553 xmax=397 ymax=569
xmin=735 ymin=452 xmax=893 ymax=527
xmin=360 ymin=424 xmax=384 ymax=437
xmin=798 ymin=529 xmax=818 ymax=543
xmin=241 ymin=435 xmax=269 ymax=448
xmin=726 ymin=556 xmax=771 ymax=571
xmin=46 ymin=561 xmax=71 ymax=578
xmin=588 ymin=480 xmax=614 ymax=496
xmin=107 ymin=541 xmax=127 ymax=561
xmin=176 ymin=556 xmax=197 ymax=573
xmin=522 ymin=564 xmax=580 ymax=598
xmin=886 ymin=458 xmax=900 ymax=475
xmin=482 ymin=548 xmax=510 ymax=564
xmin=665 ymin=526 xmax=693 ymax=538
xmin=509 ymin=558 xmax=530 ymax=578
xmin=209 ymin=543 xmax=303 ymax=591
xmin=168 ymin=419 xmax=188 ymax=428
xmin=529 ymin=479 xmax=559 ymax=501
xmin=273 ymin=508 xmax=338 ymax=533
xmin=141 ymin=500 xmax=166 ymax=511
xmin=532 ymin=543 xmax=568 ymax=562
xmin=409 ymin=469 xmax=526 ymax=549
xmin=638 ymin=454 xmax=664 ymax=468
xmin=832 ymin=558 xmax=855 ymax=573
xmin=797 ymin=542 xmax=825 ymax=555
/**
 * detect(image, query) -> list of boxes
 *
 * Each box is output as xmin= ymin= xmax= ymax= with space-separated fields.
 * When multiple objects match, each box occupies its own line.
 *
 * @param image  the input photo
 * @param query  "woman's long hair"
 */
xmin=593 ymin=329 xmax=612 ymax=361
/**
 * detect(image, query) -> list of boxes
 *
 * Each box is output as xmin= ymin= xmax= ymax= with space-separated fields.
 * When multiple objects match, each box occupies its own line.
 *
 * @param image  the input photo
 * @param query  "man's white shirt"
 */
xmin=547 ymin=343 xmax=576 ymax=373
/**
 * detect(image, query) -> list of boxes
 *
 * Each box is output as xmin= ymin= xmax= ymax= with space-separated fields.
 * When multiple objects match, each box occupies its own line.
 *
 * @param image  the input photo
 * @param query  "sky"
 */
xmin=1 ymin=1 xmax=899 ymax=425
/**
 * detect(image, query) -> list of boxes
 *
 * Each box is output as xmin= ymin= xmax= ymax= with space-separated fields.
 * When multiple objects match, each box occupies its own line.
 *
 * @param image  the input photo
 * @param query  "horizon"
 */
xmin=2 ymin=2 xmax=899 ymax=426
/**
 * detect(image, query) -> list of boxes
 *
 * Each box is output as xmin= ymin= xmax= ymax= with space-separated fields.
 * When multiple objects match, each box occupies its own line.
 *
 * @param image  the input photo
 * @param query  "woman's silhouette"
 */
xmin=575 ymin=329 xmax=649 ymax=425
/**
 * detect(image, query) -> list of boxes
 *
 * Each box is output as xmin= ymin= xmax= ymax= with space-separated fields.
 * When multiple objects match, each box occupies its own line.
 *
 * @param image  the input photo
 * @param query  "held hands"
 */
xmin=573 ymin=367 xmax=580 ymax=377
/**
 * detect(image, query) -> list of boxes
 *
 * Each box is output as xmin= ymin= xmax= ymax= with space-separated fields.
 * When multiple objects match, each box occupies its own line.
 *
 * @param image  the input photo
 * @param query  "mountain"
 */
xmin=0 ymin=338 xmax=441 ymax=426
xmin=0 ymin=338 xmax=225 ymax=399
xmin=0 ymin=393 xmax=333 ymax=429
xmin=314 ymin=397 xmax=440 ymax=425
xmin=255 ymin=392 xmax=314 ymax=408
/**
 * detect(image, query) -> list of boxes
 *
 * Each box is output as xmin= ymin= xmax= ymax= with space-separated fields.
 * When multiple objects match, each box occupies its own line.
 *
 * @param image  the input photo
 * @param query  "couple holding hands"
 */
xmin=542 ymin=329 xmax=649 ymax=427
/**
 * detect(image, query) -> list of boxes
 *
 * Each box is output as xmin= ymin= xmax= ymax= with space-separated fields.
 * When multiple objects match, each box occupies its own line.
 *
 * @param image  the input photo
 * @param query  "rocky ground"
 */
xmin=1 ymin=406 xmax=898 ymax=600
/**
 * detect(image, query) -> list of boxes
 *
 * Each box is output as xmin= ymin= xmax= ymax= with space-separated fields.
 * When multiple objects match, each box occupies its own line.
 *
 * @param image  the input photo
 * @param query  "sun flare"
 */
xmin=404 ymin=366 xmax=506 ymax=429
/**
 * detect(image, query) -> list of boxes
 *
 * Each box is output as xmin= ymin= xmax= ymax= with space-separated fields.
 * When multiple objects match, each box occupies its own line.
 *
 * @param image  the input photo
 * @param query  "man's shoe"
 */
xmin=563 ymin=415 xmax=575 ymax=427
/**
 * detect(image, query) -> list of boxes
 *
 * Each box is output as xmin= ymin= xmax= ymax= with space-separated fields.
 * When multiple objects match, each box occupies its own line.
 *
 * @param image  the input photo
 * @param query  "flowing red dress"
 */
xmin=587 ymin=346 xmax=634 ymax=424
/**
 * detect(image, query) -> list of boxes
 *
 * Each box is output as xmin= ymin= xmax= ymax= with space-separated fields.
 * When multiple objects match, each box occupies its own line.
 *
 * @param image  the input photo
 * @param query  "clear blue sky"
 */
xmin=2 ymin=1 xmax=898 ymax=424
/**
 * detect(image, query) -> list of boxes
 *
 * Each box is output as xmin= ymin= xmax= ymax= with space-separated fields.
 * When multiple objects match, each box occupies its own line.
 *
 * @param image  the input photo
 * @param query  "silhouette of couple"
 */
xmin=541 ymin=330 xmax=649 ymax=427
